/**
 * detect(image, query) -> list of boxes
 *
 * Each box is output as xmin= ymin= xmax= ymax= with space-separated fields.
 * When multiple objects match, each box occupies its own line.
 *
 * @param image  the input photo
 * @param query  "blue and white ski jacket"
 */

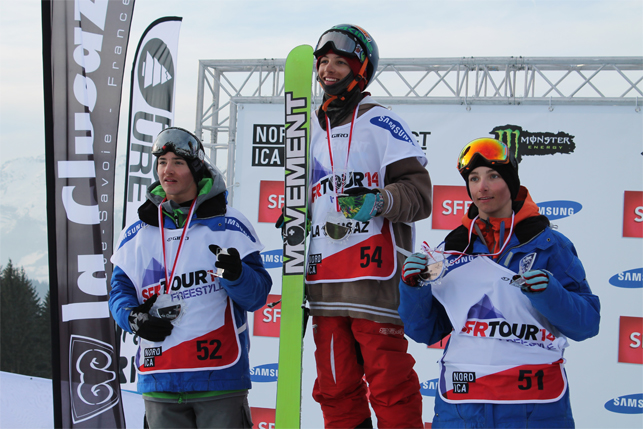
xmin=109 ymin=167 xmax=272 ymax=394
xmin=399 ymin=187 xmax=600 ymax=428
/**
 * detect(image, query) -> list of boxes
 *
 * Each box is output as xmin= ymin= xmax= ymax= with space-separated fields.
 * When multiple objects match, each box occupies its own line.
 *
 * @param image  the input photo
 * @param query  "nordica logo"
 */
xmin=604 ymin=393 xmax=643 ymax=414
xmin=250 ymin=363 xmax=279 ymax=382
xmin=537 ymin=201 xmax=582 ymax=220
xmin=609 ymin=268 xmax=643 ymax=288
xmin=492 ymin=125 xmax=576 ymax=163
xmin=261 ymin=249 xmax=283 ymax=269
xmin=420 ymin=378 xmax=438 ymax=396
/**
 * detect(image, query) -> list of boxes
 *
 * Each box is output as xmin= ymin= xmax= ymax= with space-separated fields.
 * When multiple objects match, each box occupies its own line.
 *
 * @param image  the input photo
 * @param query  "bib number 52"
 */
xmin=196 ymin=339 xmax=222 ymax=360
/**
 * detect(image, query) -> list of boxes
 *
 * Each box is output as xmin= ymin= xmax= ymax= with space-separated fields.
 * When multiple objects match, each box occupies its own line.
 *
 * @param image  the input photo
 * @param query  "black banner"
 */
xmin=123 ymin=16 xmax=182 ymax=228
xmin=42 ymin=0 xmax=135 ymax=427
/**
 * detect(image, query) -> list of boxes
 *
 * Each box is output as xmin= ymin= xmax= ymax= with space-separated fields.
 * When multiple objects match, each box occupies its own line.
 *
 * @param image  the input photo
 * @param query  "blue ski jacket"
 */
xmin=399 ymin=187 xmax=600 ymax=428
xmin=109 ymin=168 xmax=272 ymax=394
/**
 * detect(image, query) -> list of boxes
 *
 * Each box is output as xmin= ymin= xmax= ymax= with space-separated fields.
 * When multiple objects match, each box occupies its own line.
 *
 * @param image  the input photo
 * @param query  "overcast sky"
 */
xmin=0 ymin=0 xmax=642 ymax=163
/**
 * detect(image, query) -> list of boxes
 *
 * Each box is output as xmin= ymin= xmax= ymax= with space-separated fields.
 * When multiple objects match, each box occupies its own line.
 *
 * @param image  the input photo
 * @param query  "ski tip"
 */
xmin=287 ymin=44 xmax=314 ymax=57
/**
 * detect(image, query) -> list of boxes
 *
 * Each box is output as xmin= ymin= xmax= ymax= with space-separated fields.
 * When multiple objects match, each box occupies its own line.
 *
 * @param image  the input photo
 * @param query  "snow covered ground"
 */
xmin=0 ymin=372 xmax=145 ymax=428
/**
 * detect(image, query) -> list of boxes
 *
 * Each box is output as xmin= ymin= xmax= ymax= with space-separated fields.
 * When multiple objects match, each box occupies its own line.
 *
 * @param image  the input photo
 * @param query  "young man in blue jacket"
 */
xmin=399 ymin=137 xmax=600 ymax=428
xmin=109 ymin=127 xmax=272 ymax=428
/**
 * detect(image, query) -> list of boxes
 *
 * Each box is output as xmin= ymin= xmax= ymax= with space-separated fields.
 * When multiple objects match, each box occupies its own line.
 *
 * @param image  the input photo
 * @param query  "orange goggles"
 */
xmin=457 ymin=138 xmax=513 ymax=173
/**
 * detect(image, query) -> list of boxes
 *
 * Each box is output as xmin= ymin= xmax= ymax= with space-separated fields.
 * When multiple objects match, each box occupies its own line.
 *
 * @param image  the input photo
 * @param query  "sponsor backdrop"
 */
xmin=230 ymin=102 xmax=642 ymax=428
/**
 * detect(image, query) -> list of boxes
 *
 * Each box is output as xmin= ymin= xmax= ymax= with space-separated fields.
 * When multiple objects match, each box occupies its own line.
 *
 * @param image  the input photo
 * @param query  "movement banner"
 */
xmin=123 ymin=16 xmax=182 ymax=228
xmin=41 ymin=1 xmax=135 ymax=427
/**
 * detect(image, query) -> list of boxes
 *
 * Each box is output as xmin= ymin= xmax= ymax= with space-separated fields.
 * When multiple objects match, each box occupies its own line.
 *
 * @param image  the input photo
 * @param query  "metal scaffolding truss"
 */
xmin=194 ymin=56 xmax=643 ymax=184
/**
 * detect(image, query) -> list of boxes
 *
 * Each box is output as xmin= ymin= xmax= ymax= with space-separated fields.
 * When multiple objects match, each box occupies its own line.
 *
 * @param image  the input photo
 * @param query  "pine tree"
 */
xmin=34 ymin=289 xmax=52 ymax=378
xmin=0 ymin=260 xmax=51 ymax=378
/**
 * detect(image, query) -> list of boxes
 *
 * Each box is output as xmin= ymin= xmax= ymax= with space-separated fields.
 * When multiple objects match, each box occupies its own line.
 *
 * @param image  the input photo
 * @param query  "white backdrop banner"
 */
xmin=234 ymin=101 xmax=642 ymax=429
xmin=118 ymin=16 xmax=182 ymax=403
xmin=123 ymin=17 xmax=182 ymax=228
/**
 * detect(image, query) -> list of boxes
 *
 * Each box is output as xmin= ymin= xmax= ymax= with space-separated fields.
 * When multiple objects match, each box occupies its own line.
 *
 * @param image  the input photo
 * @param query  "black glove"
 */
xmin=210 ymin=246 xmax=243 ymax=281
xmin=128 ymin=294 xmax=173 ymax=342
xmin=275 ymin=206 xmax=285 ymax=229
xmin=275 ymin=206 xmax=311 ymax=247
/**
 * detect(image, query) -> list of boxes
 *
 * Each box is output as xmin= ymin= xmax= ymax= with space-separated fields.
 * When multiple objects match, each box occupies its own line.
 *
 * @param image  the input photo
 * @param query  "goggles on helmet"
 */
xmin=314 ymin=31 xmax=365 ymax=62
xmin=457 ymin=138 xmax=516 ymax=173
xmin=152 ymin=128 xmax=204 ymax=162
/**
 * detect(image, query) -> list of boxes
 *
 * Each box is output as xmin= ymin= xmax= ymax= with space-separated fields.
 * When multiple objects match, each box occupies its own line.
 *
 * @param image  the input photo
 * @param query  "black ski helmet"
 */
xmin=314 ymin=24 xmax=379 ymax=89
xmin=152 ymin=127 xmax=207 ymax=183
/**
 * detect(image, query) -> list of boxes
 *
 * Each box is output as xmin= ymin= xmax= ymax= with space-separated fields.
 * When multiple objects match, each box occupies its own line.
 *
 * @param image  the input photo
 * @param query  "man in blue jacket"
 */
xmin=109 ymin=127 xmax=272 ymax=428
xmin=399 ymin=137 xmax=600 ymax=428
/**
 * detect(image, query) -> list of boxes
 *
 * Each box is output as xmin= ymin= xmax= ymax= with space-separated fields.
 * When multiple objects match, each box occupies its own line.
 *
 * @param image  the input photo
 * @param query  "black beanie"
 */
xmin=461 ymin=155 xmax=520 ymax=200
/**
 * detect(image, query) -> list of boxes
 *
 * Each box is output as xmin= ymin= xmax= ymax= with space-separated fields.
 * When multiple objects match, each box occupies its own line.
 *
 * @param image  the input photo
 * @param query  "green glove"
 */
xmin=338 ymin=187 xmax=384 ymax=222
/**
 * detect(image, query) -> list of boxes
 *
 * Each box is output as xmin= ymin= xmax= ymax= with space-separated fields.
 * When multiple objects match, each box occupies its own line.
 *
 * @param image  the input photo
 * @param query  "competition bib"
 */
xmin=137 ymin=297 xmax=241 ymax=374
xmin=433 ymin=256 xmax=568 ymax=403
xmin=306 ymin=97 xmax=425 ymax=283
xmin=112 ymin=207 xmax=264 ymax=374
xmin=440 ymin=358 xmax=567 ymax=403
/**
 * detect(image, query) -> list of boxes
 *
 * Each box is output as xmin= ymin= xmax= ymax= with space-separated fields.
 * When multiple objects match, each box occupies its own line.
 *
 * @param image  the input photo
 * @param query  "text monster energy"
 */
xmin=283 ymin=92 xmax=309 ymax=274
xmin=492 ymin=125 xmax=576 ymax=163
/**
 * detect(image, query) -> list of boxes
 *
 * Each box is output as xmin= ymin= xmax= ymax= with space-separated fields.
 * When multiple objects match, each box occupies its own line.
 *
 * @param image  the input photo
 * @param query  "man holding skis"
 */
xmin=301 ymin=25 xmax=432 ymax=428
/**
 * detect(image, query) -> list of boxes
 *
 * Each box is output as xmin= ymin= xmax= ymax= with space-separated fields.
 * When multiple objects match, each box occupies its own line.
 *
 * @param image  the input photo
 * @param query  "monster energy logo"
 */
xmin=492 ymin=125 xmax=576 ymax=163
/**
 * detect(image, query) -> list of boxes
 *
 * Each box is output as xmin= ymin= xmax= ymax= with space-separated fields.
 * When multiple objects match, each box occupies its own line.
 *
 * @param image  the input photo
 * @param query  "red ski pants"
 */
xmin=311 ymin=316 xmax=423 ymax=428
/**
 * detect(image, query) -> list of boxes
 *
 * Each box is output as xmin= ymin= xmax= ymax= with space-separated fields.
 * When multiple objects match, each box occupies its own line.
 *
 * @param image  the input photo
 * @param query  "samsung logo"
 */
xmin=609 ymin=268 xmax=643 ymax=288
xmin=446 ymin=255 xmax=475 ymax=268
xmin=261 ymin=249 xmax=283 ymax=269
xmin=604 ymin=393 xmax=643 ymax=414
xmin=250 ymin=363 xmax=279 ymax=382
xmin=537 ymin=201 xmax=582 ymax=220
xmin=420 ymin=378 xmax=438 ymax=396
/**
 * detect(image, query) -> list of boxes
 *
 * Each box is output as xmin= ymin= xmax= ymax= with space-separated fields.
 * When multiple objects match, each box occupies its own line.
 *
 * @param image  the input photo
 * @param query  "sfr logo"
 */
xmin=258 ymin=181 xmax=284 ymax=223
xmin=432 ymin=185 xmax=472 ymax=230
xmin=618 ymin=316 xmax=643 ymax=364
xmin=253 ymin=294 xmax=281 ymax=337
xmin=623 ymin=191 xmax=643 ymax=238
xmin=251 ymin=407 xmax=275 ymax=429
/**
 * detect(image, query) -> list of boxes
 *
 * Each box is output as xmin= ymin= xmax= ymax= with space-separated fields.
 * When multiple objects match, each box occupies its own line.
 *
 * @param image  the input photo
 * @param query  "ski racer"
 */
xmin=399 ymin=137 xmax=601 ymax=428
xmin=305 ymin=24 xmax=433 ymax=428
xmin=109 ymin=127 xmax=272 ymax=429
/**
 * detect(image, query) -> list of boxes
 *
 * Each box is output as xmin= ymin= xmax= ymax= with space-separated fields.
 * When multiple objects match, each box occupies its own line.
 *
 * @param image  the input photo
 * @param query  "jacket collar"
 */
xmin=445 ymin=186 xmax=550 ymax=253
xmin=138 ymin=191 xmax=227 ymax=227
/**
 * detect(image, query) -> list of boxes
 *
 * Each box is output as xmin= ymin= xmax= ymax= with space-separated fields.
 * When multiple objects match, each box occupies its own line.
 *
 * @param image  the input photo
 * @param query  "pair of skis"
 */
xmin=275 ymin=45 xmax=314 ymax=429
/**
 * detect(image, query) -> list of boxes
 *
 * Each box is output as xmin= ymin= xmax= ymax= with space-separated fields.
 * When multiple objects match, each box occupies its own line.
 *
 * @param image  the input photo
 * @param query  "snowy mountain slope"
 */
xmin=0 ymin=155 xmax=48 ymax=282
xmin=0 ymin=155 xmax=127 ymax=285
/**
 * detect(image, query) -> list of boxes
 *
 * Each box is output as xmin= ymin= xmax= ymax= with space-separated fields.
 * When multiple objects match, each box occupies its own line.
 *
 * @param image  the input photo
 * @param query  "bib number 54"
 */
xmin=360 ymin=246 xmax=383 ymax=268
